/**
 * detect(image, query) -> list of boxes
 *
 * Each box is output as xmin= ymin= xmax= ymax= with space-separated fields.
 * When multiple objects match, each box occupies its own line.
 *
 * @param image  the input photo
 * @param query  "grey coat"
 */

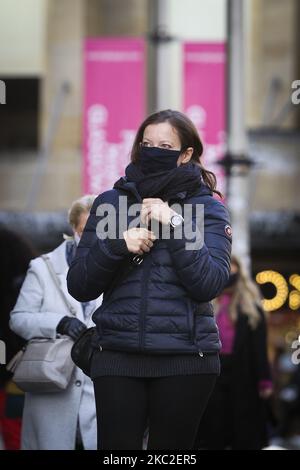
xmin=10 ymin=241 xmax=102 ymax=450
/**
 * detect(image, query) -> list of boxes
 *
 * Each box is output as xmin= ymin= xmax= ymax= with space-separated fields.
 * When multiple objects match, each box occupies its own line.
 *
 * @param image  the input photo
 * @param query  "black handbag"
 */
xmin=70 ymin=254 xmax=145 ymax=377
xmin=71 ymin=326 xmax=98 ymax=377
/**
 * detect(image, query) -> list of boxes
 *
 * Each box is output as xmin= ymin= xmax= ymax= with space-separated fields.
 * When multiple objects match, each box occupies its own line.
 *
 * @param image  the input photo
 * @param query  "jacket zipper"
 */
xmin=97 ymin=186 xmax=142 ymax=353
xmin=139 ymin=258 xmax=151 ymax=351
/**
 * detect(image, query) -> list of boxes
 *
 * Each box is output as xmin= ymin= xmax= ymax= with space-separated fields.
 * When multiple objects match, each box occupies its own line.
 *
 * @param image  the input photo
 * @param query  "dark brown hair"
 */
xmin=130 ymin=109 xmax=223 ymax=198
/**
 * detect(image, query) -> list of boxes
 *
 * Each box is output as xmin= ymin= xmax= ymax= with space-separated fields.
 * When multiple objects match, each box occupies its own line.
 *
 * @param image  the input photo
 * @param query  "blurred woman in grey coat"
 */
xmin=10 ymin=195 xmax=102 ymax=450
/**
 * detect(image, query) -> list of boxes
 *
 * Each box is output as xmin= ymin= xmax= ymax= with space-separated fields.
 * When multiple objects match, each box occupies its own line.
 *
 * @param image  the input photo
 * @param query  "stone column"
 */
xmin=246 ymin=0 xmax=300 ymax=128
xmin=36 ymin=0 xmax=85 ymax=210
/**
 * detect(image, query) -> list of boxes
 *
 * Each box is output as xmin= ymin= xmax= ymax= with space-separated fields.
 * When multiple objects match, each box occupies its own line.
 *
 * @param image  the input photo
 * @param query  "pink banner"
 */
xmin=83 ymin=38 xmax=145 ymax=194
xmin=183 ymin=43 xmax=226 ymax=197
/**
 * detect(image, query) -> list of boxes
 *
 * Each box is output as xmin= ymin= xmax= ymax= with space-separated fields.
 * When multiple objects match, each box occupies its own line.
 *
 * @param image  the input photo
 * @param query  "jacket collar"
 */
xmin=47 ymin=240 xmax=69 ymax=274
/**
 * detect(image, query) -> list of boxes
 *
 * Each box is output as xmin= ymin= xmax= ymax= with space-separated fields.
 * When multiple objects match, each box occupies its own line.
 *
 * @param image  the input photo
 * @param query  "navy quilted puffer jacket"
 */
xmin=67 ymin=177 xmax=232 ymax=356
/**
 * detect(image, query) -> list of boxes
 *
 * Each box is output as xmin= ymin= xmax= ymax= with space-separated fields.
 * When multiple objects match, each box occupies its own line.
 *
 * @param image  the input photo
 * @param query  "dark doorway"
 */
xmin=0 ymin=77 xmax=39 ymax=151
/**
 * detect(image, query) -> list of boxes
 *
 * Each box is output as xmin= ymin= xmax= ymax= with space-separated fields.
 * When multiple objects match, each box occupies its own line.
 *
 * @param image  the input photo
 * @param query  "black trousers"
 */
xmin=193 ymin=355 xmax=234 ymax=449
xmin=93 ymin=374 xmax=216 ymax=450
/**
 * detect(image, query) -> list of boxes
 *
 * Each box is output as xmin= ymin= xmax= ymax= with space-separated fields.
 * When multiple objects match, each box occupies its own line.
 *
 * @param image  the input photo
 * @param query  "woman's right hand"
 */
xmin=123 ymin=228 xmax=156 ymax=255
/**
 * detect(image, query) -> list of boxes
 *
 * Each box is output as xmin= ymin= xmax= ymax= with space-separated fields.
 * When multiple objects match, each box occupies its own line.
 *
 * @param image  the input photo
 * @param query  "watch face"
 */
xmin=171 ymin=214 xmax=183 ymax=227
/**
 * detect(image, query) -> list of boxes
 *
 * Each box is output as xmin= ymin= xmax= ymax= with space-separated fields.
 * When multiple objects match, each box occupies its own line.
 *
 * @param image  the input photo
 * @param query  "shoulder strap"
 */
xmin=41 ymin=255 xmax=77 ymax=317
xmin=103 ymin=253 xmax=145 ymax=301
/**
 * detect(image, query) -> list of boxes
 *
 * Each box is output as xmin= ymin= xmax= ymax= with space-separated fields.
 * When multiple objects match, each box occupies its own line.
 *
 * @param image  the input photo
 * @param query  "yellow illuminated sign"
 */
xmin=289 ymin=275 xmax=300 ymax=310
xmin=255 ymin=271 xmax=300 ymax=312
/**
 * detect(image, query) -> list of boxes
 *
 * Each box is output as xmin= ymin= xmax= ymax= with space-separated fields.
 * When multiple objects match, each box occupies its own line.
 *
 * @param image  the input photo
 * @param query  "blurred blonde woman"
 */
xmin=195 ymin=255 xmax=273 ymax=450
xmin=10 ymin=195 xmax=102 ymax=450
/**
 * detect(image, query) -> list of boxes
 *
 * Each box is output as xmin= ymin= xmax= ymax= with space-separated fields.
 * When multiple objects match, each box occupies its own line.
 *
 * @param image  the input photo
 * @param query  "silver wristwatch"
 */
xmin=169 ymin=213 xmax=184 ymax=228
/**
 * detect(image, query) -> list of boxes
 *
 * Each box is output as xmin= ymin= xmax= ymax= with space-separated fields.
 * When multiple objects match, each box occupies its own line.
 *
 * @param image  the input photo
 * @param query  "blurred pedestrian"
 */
xmin=194 ymin=255 xmax=273 ymax=450
xmin=67 ymin=109 xmax=232 ymax=450
xmin=0 ymin=228 xmax=36 ymax=450
xmin=10 ymin=195 xmax=102 ymax=450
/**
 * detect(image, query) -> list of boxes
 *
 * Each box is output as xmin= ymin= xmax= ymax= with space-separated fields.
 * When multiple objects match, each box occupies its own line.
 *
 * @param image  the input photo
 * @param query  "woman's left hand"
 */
xmin=141 ymin=198 xmax=176 ymax=226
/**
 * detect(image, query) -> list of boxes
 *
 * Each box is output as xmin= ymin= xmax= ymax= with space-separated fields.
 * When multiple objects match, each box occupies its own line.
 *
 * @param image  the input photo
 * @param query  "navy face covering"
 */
xmin=138 ymin=146 xmax=182 ymax=174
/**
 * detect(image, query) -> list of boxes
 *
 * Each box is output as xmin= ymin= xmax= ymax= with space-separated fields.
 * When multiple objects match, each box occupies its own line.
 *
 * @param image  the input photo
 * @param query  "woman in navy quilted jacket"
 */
xmin=67 ymin=109 xmax=232 ymax=450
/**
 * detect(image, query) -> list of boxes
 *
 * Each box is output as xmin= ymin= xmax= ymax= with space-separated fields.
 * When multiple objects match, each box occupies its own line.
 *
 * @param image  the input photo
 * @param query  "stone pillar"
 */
xmin=86 ymin=0 xmax=148 ymax=36
xmin=36 ymin=0 xmax=85 ymax=210
xmin=246 ymin=0 xmax=300 ymax=128
xmin=36 ymin=0 xmax=148 ymax=210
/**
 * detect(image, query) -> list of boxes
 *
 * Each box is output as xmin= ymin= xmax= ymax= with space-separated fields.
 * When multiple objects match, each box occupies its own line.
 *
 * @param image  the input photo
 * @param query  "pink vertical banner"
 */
xmin=183 ymin=43 xmax=226 ymax=197
xmin=83 ymin=38 xmax=145 ymax=194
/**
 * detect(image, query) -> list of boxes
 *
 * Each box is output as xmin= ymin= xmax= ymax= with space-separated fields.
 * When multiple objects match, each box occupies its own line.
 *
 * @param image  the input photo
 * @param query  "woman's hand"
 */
xmin=56 ymin=316 xmax=87 ymax=340
xmin=123 ymin=227 xmax=156 ymax=255
xmin=141 ymin=198 xmax=176 ymax=226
